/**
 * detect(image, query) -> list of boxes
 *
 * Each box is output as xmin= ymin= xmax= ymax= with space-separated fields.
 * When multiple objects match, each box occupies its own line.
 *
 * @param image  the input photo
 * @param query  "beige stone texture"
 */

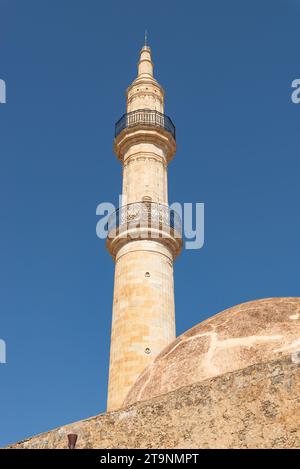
xmin=107 ymin=240 xmax=175 ymax=411
xmin=125 ymin=297 xmax=300 ymax=406
xmin=122 ymin=147 xmax=168 ymax=204
xmin=8 ymin=355 xmax=300 ymax=449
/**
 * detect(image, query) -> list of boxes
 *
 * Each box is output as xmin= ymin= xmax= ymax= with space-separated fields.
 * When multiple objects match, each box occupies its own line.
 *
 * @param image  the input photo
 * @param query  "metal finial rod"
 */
xmin=144 ymin=29 xmax=147 ymax=46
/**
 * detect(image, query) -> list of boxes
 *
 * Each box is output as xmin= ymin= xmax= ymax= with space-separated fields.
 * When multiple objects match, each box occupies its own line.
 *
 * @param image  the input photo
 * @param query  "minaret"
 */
xmin=106 ymin=43 xmax=182 ymax=411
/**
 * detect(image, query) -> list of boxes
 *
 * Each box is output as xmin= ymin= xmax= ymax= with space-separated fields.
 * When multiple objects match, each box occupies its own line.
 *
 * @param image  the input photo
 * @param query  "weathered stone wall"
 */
xmin=8 ymin=355 xmax=300 ymax=449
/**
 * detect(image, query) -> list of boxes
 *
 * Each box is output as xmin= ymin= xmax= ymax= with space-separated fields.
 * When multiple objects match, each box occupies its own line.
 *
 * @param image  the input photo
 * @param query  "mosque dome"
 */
xmin=124 ymin=297 xmax=300 ymax=406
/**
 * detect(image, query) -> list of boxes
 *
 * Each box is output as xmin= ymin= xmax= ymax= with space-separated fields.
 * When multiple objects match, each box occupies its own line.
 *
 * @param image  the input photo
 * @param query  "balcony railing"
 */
xmin=115 ymin=109 xmax=176 ymax=140
xmin=107 ymin=202 xmax=182 ymax=238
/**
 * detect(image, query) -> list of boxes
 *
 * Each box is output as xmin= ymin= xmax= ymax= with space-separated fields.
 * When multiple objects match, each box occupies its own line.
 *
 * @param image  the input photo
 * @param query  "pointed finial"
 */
xmin=138 ymin=34 xmax=153 ymax=77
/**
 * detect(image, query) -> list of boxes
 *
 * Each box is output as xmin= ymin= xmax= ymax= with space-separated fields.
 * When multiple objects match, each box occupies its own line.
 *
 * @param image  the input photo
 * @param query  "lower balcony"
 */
xmin=106 ymin=202 xmax=182 ymax=259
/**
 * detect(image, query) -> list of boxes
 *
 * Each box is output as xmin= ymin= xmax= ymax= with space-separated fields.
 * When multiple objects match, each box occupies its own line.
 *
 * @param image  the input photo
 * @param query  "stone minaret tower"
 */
xmin=106 ymin=43 xmax=182 ymax=411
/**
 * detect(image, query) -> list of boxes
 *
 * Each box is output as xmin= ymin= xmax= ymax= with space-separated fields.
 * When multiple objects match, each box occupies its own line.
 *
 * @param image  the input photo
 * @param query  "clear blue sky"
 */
xmin=1 ymin=0 xmax=299 ymax=447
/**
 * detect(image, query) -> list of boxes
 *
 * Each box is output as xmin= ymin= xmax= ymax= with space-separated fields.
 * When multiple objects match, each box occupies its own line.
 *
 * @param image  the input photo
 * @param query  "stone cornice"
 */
xmin=114 ymin=126 xmax=176 ymax=164
xmin=126 ymin=76 xmax=165 ymax=99
xmin=123 ymin=151 xmax=167 ymax=167
xmin=106 ymin=226 xmax=182 ymax=261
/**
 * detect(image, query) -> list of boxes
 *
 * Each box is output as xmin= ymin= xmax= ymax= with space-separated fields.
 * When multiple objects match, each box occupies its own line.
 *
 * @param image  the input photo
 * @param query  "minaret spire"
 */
xmin=137 ymin=41 xmax=153 ymax=77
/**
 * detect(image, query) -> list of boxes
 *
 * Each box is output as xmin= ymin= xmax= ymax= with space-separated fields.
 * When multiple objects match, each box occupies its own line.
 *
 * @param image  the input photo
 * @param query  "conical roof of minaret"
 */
xmin=137 ymin=45 xmax=154 ymax=78
xmin=126 ymin=42 xmax=165 ymax=105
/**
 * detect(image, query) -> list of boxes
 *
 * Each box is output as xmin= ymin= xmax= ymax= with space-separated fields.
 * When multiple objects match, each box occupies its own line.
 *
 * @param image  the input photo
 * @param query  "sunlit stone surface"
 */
xmin=125 ymin=298 xmax=300 ymax=406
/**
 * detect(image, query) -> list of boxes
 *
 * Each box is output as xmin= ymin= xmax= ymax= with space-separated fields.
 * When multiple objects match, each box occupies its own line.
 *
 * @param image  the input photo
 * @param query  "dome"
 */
xmin=124 ymin=297 xmax=300 ymax=406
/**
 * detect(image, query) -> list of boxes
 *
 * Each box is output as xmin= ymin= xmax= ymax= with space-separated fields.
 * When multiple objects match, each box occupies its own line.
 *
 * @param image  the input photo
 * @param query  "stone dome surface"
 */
xmin=124 ymin=297 xmax=300 ymax=406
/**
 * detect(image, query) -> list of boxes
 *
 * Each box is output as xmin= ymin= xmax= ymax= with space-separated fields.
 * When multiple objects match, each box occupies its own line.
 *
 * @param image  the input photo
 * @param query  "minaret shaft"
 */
xmin=122 ymin=143 xmax=168 ymax=204
xmin=107 ymin=46 xmax=181 ymax=411
xmin=107 ymin=241 xmax=175 ymax=410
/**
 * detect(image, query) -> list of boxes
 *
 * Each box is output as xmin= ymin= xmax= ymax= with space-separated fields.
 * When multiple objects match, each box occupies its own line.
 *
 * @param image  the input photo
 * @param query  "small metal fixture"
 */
xmin=145 ymin=347 xmax=151 ymax=354
xmin=145 ymin=272 xmax=150 ymax=277
xmin=67 ymin=433 xmax=78 ymax=449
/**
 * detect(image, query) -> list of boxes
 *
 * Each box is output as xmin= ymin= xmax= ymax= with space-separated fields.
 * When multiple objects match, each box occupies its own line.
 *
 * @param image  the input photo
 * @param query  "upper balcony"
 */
xmin=115 ymin=109 xmax=176 ymax=141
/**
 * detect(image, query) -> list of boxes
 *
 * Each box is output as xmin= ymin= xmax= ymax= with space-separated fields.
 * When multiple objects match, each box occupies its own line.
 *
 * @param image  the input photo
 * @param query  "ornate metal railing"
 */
xmin=115 ymin=109 xmax=176 ymax=140
xmin=107 ymin=202 xmax=182 ymax=238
